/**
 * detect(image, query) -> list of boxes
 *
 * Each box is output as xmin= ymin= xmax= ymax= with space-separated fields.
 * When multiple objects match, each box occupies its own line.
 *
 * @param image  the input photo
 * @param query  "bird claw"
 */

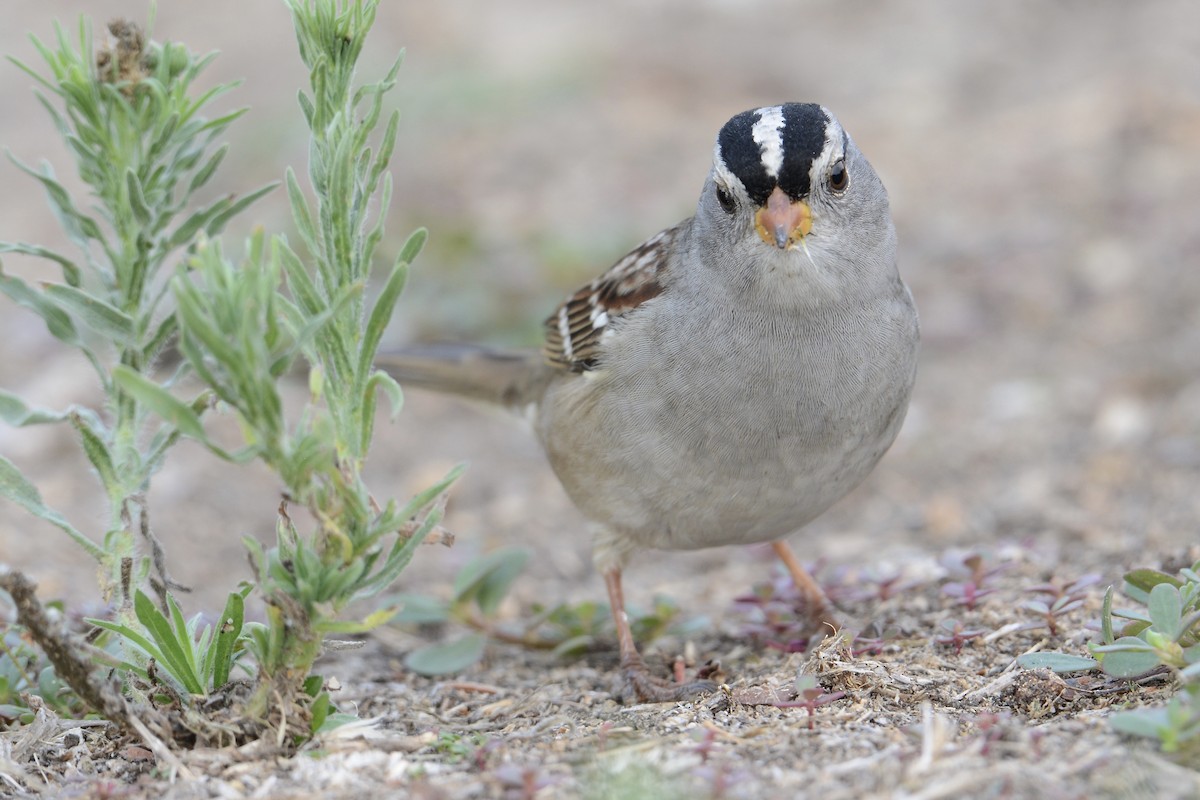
xmin=616 ymin=656 xmax=718 ymax=704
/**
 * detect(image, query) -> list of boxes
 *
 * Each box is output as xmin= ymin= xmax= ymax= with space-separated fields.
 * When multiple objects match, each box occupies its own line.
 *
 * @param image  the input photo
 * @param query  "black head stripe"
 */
xmin=716 ymin=102 xmax=829 ymax=206
xmin=777 ymin=103 xmax=829 ymax=201
xmin=716 ymin=108 xmax=774 ymax=206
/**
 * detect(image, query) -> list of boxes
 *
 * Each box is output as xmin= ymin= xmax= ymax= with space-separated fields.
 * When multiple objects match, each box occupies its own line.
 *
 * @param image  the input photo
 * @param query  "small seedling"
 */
xmin=1020 ymin=574 xmax=1100 ymax=637
xmin=940 ymin=552 xmax=1005 ymax=610
xmin=431 ymin=731 xmax=487 ymax=764
xmin=770 ymin=674 xmax=847 ymax=729
xmin=824 ymin=564 xmax=925 ymax=604
xmin=934 ymin=618 xmax=986 ymax=655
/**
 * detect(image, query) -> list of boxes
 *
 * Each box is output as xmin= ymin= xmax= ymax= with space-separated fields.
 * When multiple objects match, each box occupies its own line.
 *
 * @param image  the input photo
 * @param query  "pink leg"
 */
xmin=771 ymin=541 xmax=840 ymax=632
xmin=604 ymin=568 xmax=716 ymax=703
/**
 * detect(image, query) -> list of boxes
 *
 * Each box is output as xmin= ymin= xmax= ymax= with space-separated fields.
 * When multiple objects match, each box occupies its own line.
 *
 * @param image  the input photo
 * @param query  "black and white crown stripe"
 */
xmin=545 ymin=103 xmax=855 ymax=374
xmin=712 ymin=103 xmax=846 ymax=207
xmin=751 ymin=105 xmax=787 ymax=179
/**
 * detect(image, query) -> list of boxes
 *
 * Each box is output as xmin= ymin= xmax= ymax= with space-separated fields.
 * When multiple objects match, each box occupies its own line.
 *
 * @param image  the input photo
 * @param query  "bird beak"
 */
xmin=755 ymin=186 xmax=812 ymax=250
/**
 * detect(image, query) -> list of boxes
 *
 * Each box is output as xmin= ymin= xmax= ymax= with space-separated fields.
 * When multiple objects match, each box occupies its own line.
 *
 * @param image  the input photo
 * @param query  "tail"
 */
xmin=376 ymin=344 xmax=552 ymax=410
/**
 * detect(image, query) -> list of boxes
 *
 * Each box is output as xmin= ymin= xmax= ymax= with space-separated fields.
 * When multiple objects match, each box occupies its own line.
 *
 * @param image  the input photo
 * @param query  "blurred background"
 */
xmin=1 ymin=1 xmax=1198 ymax=621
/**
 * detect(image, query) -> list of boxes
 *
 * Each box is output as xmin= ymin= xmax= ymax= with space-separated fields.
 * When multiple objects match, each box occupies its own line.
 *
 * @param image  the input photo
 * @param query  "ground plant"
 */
xmin=0 ymin=0 xmax=456 ymax=746
xmin=0 ymin=3 xmax=1197 ymax=798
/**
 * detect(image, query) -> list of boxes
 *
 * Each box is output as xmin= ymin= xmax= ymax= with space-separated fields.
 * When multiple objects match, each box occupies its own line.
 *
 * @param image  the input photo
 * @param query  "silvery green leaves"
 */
xmin=399 ymin=548 xmax=530 ymax=675
xmin=2 ymin=22 xmax=271 ymax=377
xmin=1092 ymin=570 xmax=1200 ymax=678
xmin=1 ymin=2 xmax=456 ymax=722
xmin=281 ymin=0 xmax=410 ymax=466
xmin=1020 ymin=567 xmax=1200 ymax=678
xmin=1017 ymin=560 xmax=1200 ymax=752
xmin=148 ymin=0 xmax=458 ymax=683
xmin=0 ymin=19 xmax=270 ymax=599
xmin=167 ymin=226 xmax=444 ymax=674
xmin=0 ymin=450 xmax=101 ymax=560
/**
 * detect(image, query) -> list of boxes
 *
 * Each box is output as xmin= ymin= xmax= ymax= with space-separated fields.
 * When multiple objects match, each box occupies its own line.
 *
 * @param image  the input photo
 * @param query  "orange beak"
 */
xmin=755 ymin=186 xmax=812 ymax=250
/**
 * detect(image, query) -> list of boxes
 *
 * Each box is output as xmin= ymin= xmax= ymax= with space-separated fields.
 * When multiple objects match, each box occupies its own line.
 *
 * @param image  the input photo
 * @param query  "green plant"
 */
xmin=396 ymin=548 xmax=531 ymax=675
xmin=393 ymin=547 xmax=690 ymax=675
xmin=87 ymin=588 xmax=248 ymax=697
xmin=1108 ymin=691 xmax=1200 ymax=754
xmin=0 ymin=15 xmax=275 ymax=726
xmin=1019 ymin=574 xmax=1099 ymax=637
xmin=1 ymin=1 xmax=459 ymax=741
xmin=933 ymin=618 xmax=986 ymax=654
xmin=1018 ymin=560 xmax=1200 ymax=753
xmin=0 ymin=600 xmax=87 ymax=723
xmin=940 ymin=551 xmax=1003 ymax=610
xmin=771 ymin=674 xmax=847 ymax=729
xmin=77 ymin=1 xmax=464 ymax=734
xmin=733 ymin=568 xmax=849 ymax=654
xmin=0 ymin=17 xmax=269 ymax=606
xmin=137 ymin=0 xmax=464 ymax=717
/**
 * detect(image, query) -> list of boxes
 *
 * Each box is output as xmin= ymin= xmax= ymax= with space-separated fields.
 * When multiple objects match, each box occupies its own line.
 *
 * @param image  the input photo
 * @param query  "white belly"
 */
xmin=536 ymin=290 xmax=918 ymax=559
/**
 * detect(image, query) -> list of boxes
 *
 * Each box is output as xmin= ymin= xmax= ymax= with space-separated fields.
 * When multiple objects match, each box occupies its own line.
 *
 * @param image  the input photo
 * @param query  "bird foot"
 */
xmin=616 ymin=656 xmax=719 ymax=704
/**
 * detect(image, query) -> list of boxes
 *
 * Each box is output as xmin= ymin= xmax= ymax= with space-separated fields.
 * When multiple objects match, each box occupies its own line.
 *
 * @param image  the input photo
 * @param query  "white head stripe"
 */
xmin=751 ymin=106 xmax=786 ymax=178
xmin=712 ymin=140 xmax=737 ymax=191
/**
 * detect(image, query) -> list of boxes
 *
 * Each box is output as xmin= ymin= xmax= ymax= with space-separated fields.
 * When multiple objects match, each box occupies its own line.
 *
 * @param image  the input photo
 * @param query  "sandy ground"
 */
xmin=2 ymin=1 xmax=1200 ymax=797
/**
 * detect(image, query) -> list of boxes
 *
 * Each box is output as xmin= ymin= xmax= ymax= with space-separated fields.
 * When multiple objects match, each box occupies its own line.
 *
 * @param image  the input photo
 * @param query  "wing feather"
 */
xmin=543 ymin=224 xmax=682 ymax=372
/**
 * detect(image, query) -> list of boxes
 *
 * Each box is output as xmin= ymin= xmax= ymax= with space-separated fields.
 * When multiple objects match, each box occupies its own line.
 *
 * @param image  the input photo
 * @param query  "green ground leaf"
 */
xmin=209 ymin=589 xmax=244 ymax=688
xmin=391 ymin=593 xmax=451 ymax=624
xmin=1148 ymin=583 xmax=1185 ymax=642
xmin=1101 ymin=585 xmax=1115 ymax=644
xmin=404 ymin=633 xmax=486 ymax=676
xmin=133 ymin=590 xmax=203 ymax=694
xmin=1016 ymin=652 xmax=1099 ymax=674
xmin=453 ymin=548 xmax=530 ymax=616
xmin=1092 ymin=637 xmax=1164 ymax=678
xmin=1125 ymin=569 xmax=1183 ymax=605
xmin=1110 ymin=707 xmax=1173 ymax=740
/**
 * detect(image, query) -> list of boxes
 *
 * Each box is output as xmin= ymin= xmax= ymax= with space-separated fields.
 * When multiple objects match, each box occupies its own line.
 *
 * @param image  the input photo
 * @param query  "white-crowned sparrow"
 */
xmin=382 ymin=103 xmax=919 ymax=702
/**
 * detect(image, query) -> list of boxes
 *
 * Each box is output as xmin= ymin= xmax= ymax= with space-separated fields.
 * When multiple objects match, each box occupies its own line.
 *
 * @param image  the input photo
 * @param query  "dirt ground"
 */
xmin=3 ymin=1 xmax=1200 ymax=798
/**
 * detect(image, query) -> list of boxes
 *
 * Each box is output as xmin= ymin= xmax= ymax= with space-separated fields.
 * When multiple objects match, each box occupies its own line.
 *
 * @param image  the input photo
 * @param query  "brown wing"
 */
xmin=543 ymin=223 xmax=681 ymax=373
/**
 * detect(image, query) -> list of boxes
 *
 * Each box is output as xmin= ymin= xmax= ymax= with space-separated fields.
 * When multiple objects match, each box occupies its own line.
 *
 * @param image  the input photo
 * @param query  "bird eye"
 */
xmin=828 ymin=159 xmax=849 ymax=193
xmin=715 ymin=185 xmax=736 ymax=214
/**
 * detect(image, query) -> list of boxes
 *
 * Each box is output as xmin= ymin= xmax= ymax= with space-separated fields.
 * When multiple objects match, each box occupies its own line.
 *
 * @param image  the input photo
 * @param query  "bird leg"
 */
xmin=771 ymin=540 xmax=840 ymax=632
xmin=603 ymin=568 xmax=716 ymax=703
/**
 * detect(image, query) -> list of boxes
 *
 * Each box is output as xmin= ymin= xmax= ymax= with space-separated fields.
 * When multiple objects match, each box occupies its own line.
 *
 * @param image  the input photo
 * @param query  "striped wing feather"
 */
xmin=543 ymin=224 xmax=681 ymax=372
